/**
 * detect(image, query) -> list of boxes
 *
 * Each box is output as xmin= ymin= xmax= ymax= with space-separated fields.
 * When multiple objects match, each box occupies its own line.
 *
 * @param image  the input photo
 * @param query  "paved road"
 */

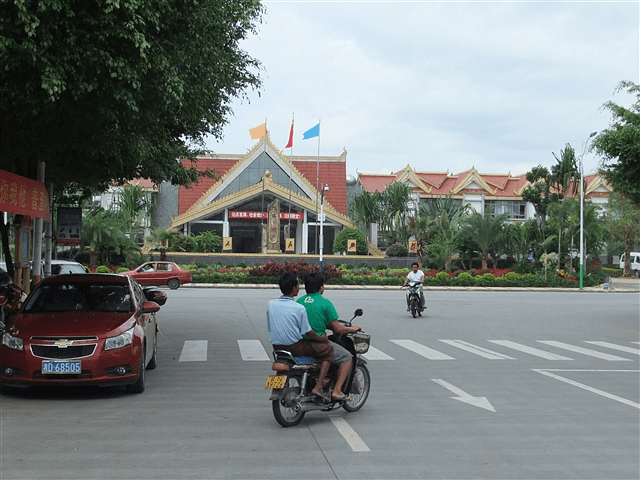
xmin=1 ymin=288 xmax=638 ymax=480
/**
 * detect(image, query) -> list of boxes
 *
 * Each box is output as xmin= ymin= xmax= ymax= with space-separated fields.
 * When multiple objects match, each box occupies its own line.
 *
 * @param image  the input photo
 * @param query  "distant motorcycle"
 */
xmin=404 ymin=280 xmax=424 ymax=318
xmin=266 ymin=309 xmax=371 ymax=427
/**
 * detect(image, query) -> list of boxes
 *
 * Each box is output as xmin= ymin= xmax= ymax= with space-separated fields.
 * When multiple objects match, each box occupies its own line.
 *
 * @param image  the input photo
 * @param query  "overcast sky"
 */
xmin=205 ymin=0 xmax=639 ymax=181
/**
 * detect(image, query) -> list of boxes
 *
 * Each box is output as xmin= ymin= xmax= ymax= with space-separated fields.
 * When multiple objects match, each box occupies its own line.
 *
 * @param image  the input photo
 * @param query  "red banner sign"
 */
xmin=229 ymin=210 xmax=303 ymax=221
xmin=0 ymin=170 xmax=50 ymax=221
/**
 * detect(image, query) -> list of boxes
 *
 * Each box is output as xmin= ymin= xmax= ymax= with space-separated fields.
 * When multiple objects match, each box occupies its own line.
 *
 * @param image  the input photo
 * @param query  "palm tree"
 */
xmin=381 ymin=182 xmax=412 ymax=244
xmin=349 ymin=190 xmax=382 ymax=242
xmin=146 ymin=227 xmax=181 ymax=251
xmin=462 ymin=207 xmax=509 ymax=273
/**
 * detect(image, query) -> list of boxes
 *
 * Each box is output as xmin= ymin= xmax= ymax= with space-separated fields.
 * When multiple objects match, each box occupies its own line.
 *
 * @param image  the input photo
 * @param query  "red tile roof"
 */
xmin=177 ymin=154 xmax=348 ymax=216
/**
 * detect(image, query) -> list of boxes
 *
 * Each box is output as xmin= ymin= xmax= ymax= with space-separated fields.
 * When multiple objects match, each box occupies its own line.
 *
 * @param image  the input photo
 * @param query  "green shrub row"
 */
xmin=190 ymin=269 xmax=606 ymax=288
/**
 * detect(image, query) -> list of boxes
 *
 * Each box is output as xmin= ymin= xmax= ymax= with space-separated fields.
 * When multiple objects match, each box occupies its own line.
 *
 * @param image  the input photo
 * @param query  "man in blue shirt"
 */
xmin=267 ymin=272 xmax=332 ymax=399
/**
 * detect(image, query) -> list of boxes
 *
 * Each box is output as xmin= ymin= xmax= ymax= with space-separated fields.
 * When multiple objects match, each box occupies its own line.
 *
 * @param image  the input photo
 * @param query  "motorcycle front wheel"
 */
xmin=410 ymin=298 xmax=418 ymax=318
xmin=272 ymin=376 xmax=305 ymax=427
xmin=343 ymin=364 xmax=370 ymax=412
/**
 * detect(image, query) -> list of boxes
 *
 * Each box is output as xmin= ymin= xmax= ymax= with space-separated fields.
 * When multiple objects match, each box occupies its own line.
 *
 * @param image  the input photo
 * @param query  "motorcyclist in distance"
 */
xmin=401 ymin=262 xmax=425 ymax=311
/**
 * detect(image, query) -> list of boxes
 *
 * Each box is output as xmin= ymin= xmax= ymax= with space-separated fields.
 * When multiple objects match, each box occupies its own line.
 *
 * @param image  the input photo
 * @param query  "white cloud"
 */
xmin=206 ymin=1 xmax=639 ymax=180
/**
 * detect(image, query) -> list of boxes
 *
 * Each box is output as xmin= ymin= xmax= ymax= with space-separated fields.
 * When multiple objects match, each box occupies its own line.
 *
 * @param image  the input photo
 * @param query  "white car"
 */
xmin=49 ymin=260 xmax=88 ymax=275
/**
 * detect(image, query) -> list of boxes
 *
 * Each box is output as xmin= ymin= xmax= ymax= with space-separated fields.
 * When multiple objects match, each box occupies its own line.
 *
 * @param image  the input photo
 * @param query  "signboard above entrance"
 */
xmin=229 ymin=210 xmax=303 ymax=221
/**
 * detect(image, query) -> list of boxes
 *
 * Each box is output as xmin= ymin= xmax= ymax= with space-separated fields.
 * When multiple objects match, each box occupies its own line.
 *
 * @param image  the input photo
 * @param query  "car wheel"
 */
xmin=127 ymin=345 xmax=146 ymax=394
xmin=167 ymin=278 xmax=180 ymax=290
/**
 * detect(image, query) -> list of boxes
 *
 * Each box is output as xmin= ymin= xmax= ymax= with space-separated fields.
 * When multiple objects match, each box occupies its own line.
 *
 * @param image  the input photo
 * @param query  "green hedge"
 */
xmin=189 ymin=270 xmax=606 ymax=288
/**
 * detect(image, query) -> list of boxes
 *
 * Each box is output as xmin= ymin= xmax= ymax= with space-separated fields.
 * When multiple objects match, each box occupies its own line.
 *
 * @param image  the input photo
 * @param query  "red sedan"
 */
xmin=121 ymin=261 xmax=191 ymax=290
xmin=0 ymin=274 xmax=161 ymax=394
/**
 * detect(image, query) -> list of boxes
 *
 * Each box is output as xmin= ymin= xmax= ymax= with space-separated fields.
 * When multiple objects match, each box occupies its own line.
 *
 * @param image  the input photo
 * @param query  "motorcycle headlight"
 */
xmin=104 ymin=327 xmax=134 ymax=351
xmin=2 ymin=332 xmax=24 ymax=351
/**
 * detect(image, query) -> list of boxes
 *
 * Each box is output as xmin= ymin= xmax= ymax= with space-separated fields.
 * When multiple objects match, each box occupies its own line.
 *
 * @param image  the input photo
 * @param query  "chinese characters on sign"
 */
xmin=229 ymin=210 xmax=303 ymax=221
xmin=57 ymin=207 xmax=82 ymax=245
xmin=0 ymin=170 xmax=50 ymax=221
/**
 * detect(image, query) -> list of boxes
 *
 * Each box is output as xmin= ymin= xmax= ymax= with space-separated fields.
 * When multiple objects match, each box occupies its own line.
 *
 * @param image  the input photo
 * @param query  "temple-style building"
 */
xmin=168 ymin=135 xmax=356 ymax=254
xmin=357 ymin=164 xmax=612 ymax=220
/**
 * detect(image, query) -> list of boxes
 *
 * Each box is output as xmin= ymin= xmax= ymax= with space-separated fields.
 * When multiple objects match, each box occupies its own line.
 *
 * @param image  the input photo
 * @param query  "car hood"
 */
xmin=9 ymin=312 xmax=134 ymax=338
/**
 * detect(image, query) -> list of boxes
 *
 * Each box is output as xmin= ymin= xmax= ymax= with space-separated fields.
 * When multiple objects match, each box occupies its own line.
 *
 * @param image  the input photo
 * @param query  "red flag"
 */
xmin=285 ymin=120 xmax=294 ymax=149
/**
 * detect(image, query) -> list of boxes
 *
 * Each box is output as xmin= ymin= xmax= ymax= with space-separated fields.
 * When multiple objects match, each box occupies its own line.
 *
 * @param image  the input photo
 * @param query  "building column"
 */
xmin=223 ymin=208 xmax=230 ymax=237
xmin=301 ymin=210 xmax=308 ymax=254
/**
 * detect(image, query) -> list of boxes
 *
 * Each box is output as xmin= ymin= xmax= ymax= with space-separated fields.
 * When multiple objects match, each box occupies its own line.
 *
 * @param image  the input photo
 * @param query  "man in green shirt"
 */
xmin=298 ymin=272 xmax=361 ymax=402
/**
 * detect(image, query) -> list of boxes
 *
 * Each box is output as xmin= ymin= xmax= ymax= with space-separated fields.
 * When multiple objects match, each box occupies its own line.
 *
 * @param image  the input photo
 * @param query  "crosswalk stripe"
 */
xmin=179 ymin=340 xmax=208 ymax=362
xmin=363 ymin=346 xmax=395 ymax=360
xmin=440 ymin=340 xmax=515 ymax=360
xmin=237 ymin=340 xmax=271 ymax=361
xmin=538 ymin=341 xmax=632 ymax=361
xmin=390 ymin=339 xmax=455 ymax=360
xmin=584 ymin=341 xmax=640 ymax=356
xmin=488 ymin=340 xmax=573 ymax=360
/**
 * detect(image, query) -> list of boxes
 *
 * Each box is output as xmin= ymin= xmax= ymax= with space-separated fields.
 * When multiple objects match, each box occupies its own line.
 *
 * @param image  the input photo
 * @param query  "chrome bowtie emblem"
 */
xmin=53 ymin=339 xmax=74 ymax=348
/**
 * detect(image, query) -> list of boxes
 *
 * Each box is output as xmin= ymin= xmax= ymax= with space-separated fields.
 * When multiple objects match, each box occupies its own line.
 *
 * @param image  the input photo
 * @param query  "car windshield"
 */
xmin=24 ymin=283 xmax=133 ymax=313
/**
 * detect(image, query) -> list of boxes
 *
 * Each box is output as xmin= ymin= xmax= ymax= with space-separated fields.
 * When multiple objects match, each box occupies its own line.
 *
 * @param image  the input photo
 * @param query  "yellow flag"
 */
xmin=249 ymin=123 xmax=267 ymax=139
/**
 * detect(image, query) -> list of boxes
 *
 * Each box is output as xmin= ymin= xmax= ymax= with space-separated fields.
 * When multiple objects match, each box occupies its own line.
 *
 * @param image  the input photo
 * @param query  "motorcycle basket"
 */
xmin=352 ymin=332 xmax=371 ymax=354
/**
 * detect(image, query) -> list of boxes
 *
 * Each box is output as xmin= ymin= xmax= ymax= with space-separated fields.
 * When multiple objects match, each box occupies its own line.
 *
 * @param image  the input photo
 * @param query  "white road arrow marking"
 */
xmin=431 ymin=379 xmax=496 ymax=412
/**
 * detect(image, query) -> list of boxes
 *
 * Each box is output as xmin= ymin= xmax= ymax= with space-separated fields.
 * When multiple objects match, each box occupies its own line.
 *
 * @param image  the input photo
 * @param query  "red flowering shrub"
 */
xmin=249 ymin=258 xmax=342 ymax=280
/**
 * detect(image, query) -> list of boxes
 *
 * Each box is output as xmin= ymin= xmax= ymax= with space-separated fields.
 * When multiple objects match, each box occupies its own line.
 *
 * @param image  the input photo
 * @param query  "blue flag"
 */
xmin=303 ymin=123 xmax=320 ymax=139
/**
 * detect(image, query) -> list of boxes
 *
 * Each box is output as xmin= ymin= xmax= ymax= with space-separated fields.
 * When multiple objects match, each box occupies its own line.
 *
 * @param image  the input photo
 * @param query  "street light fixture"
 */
xmin=579 ymin=131 xmax=598 ymax=290
xmin=319 ymin=185 xmax=329 ymax=270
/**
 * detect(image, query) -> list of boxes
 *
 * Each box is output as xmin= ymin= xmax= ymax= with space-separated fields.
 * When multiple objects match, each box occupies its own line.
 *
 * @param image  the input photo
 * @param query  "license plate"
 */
xmin=42 ymin=361 xmax=81 ymax=374
xmin=265 ymin=375 xmax=287 ymax=389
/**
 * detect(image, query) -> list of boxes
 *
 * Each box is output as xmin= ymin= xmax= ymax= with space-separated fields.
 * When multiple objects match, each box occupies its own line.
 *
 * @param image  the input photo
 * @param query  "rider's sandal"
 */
xmin=312 ymin=391 xmax=330 ymax=403
xmin=332 ymin=394 xmax=351 ymax=402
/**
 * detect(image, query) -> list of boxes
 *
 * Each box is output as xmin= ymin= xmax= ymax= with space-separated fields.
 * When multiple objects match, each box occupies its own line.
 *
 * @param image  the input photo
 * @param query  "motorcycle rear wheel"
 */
xmin=272 ymin=376 xmax=305 ymax=427
xmin=343 ymin=365 xmax=370 ymax=412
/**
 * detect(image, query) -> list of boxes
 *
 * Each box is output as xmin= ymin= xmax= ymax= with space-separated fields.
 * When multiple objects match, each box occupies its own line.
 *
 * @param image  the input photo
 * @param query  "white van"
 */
xmin=620 ymin=252 xmax=640 ymax=277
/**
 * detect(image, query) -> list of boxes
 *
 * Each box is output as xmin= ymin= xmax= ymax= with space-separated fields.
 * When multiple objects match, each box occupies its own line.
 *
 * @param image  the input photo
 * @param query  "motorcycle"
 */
xmin=404 ymin=280 xmax=424 ymax=318
xmin=0 ymin=272 xmax=25 ymax=331
xmin=266 ymin=308 xmax=371 ymax=427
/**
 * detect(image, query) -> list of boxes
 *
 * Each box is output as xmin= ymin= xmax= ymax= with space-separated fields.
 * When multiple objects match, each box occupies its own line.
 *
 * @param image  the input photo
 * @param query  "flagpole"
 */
xmin=315 ymin=120 xmax=321 ymax=255
xmin=288 ymin=114 xmax=294 ymax=223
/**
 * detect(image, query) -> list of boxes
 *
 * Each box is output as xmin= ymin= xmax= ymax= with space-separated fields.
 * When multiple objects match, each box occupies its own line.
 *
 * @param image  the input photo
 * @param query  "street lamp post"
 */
xmin=580 ymin=131 xmax=598 ymax=290
xmin=319 ymin=185 xmax=329 ymax=270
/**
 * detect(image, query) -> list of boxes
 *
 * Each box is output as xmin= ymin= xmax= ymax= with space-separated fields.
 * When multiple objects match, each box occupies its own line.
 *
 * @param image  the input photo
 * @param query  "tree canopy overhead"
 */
xmin=593 ymin=81 xmax=640 ymax=206
xmin=0 ymin=0 xmax=264 ymax=192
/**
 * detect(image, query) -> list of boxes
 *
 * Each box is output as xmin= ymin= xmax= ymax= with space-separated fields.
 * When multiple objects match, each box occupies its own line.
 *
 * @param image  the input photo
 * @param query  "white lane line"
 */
xmin=237 ymin=340 xmax=271 ymax=361
xmin=362 ymin=346 xmax=395 ymax=360
xmin=330 ymin=417 xmax=370 ymax=452
xmin=179 ymin=340 xmax=208 ymax=362
xmin=440 ymin=340 xmax=514 ymax=360
xmin=538 ymin=341 xmax=632 ymax=361
xmin=390 ymin=340 xmax=455 ymax=360
xmin=533 ymin=369 xmax=640 ymax=410
xmin=584 ymin=341 xmax=640 ymax=356
xmin=488 ymin=340 xmax=573 ymax=360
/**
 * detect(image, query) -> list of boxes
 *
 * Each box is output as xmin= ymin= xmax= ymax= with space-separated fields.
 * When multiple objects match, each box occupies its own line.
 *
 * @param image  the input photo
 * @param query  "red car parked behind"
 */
xmin=122 ymin=261 xmax=191 ymax=290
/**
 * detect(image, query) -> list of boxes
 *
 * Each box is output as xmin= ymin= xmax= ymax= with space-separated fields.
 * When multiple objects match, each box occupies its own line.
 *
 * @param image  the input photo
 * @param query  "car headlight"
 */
xmin=2 ymin=332 xmax=24 ymax=351
xmin=104 ymin=327 xmax=134 ymax=351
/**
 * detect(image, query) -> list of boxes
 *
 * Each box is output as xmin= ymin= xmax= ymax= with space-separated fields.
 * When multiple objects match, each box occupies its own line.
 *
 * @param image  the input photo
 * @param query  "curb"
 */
xmin=183 ymin=283 xmax=637 ymax=293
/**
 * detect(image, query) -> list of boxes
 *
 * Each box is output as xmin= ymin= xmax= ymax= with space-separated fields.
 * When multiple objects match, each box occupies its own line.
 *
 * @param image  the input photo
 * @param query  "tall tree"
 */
xmin=0 ymin=0 xmax=264 ymax=192
xmin=604 ymin=192 xmax=640 ymax=276
xmin=593 ymin=81 xmax=640 ymax=206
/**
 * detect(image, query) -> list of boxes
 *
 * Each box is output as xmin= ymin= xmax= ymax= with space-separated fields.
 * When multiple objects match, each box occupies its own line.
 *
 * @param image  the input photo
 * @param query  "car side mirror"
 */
xmin=140 ymin=301 xmax=161 ymax=314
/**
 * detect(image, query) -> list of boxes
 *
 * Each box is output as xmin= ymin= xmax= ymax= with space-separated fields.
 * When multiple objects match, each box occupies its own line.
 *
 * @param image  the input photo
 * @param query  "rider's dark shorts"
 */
xmin=273 ymin=339 xmax=333 ymax=361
